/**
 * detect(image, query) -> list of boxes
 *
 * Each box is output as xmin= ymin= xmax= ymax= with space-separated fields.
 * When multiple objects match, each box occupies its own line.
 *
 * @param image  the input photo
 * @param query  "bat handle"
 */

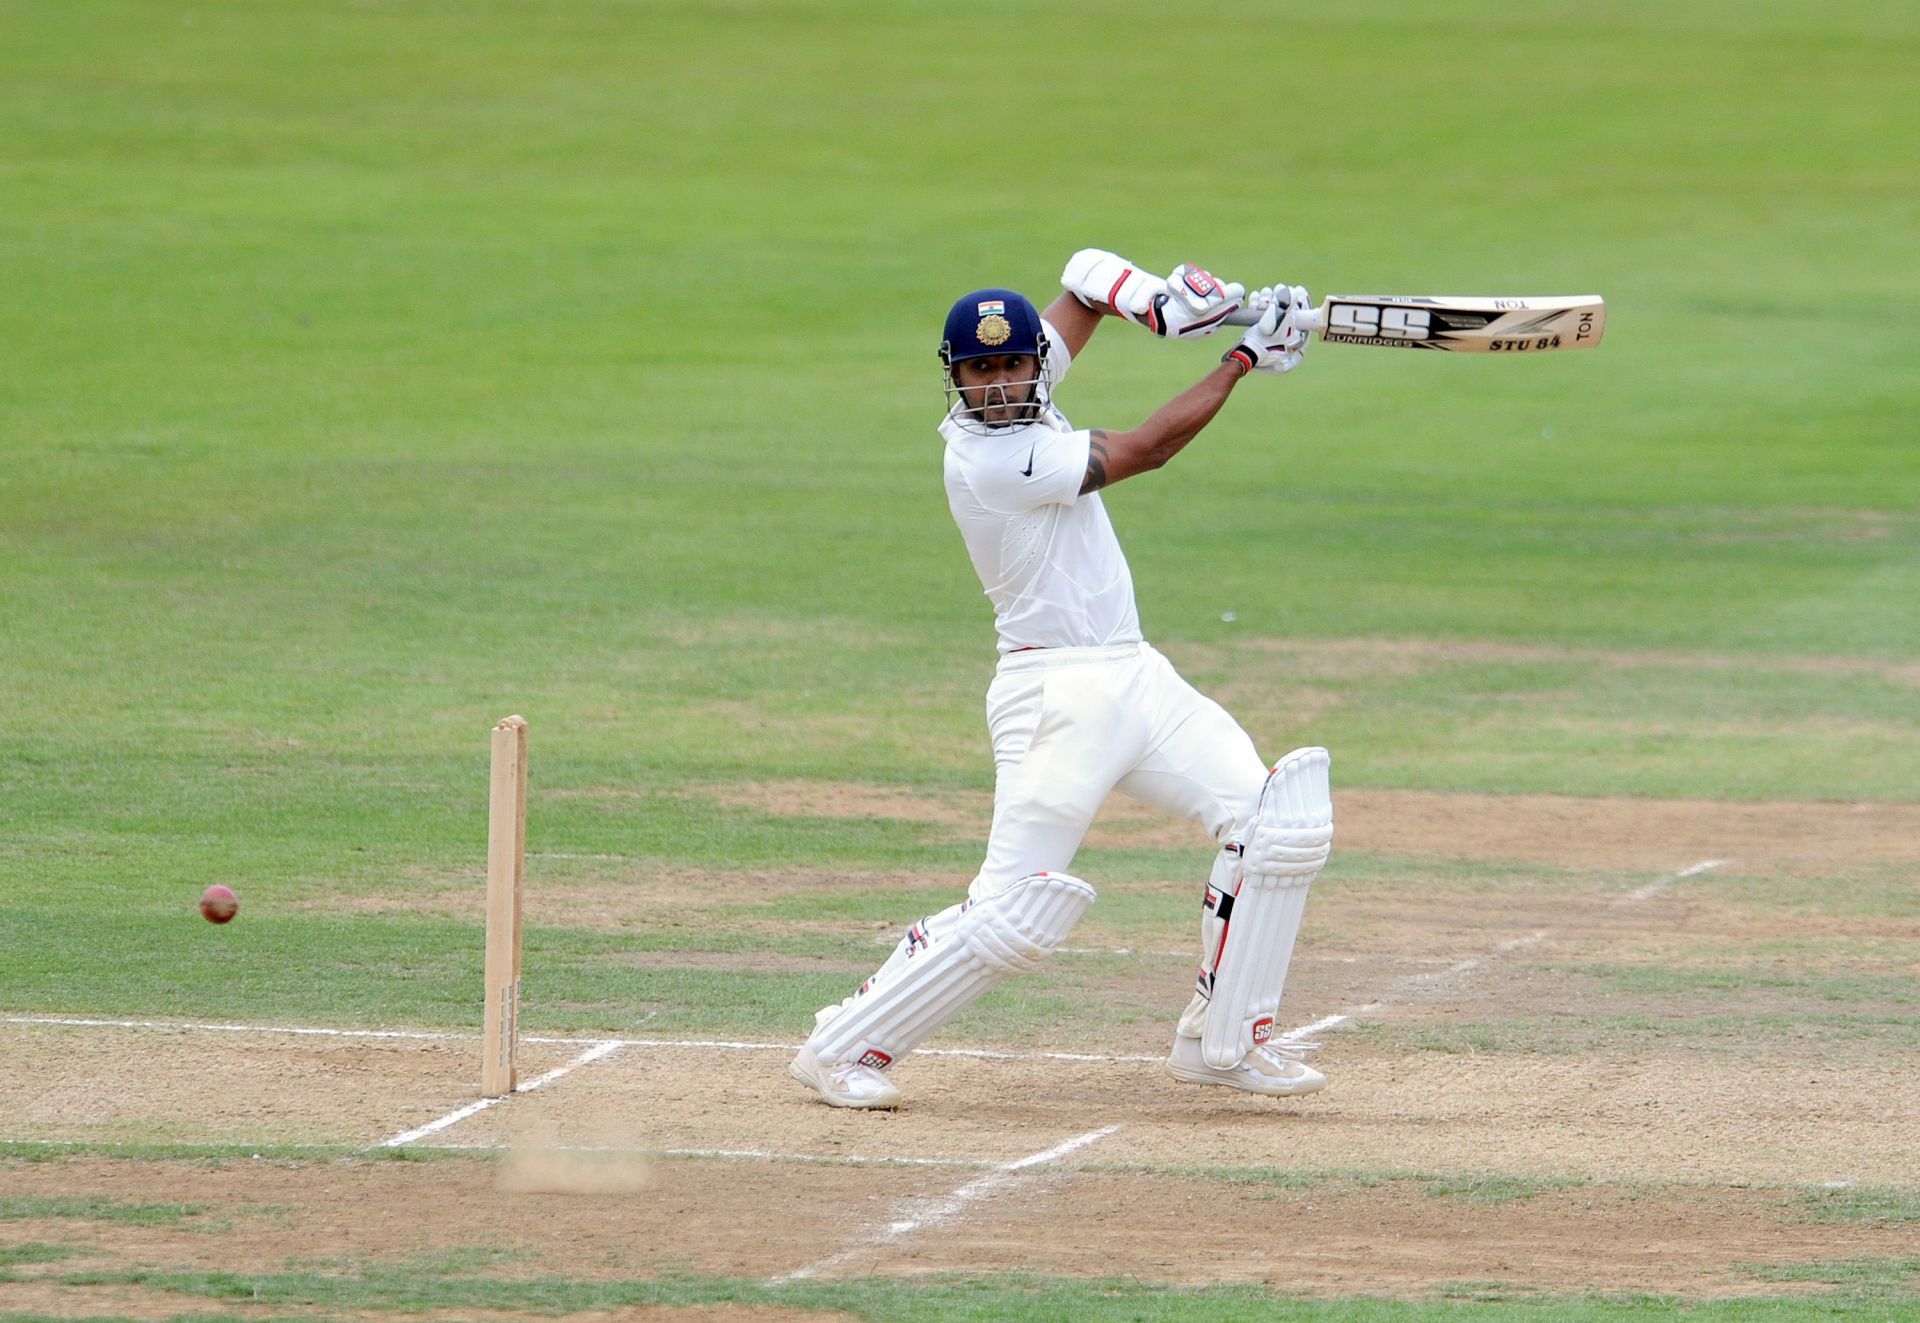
xmin=1223 ymin=296 xmax=1324 ymax=332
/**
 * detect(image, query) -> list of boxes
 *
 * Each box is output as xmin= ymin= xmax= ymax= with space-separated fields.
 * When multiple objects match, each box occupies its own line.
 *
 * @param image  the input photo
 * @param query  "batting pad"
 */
xmin=1201 ymin=747 xmax=1332 ymax=1069
xmin=809 ymin=871 xmax=1096 ymax=1071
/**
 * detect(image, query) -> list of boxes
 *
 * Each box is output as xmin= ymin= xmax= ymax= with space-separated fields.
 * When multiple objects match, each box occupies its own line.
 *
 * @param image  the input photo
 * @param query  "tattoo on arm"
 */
xmin=1080 ymin=429 xmax=1111 ymax=495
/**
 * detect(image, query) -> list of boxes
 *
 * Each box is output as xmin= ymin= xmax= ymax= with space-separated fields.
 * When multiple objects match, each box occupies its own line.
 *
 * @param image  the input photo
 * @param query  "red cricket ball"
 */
xmin=199 ymin=885 xmax=239 ymax=924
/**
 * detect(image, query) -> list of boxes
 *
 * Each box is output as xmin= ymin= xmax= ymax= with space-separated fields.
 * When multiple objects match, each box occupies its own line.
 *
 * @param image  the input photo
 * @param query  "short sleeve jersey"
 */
xmin=940 ymin=320 xmax=1143 ymax=653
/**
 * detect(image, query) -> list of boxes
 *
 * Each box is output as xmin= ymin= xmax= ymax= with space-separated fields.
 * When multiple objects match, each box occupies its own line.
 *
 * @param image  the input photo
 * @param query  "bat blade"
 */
xmin=1228 ymin=294 xmax=1606 ymax=353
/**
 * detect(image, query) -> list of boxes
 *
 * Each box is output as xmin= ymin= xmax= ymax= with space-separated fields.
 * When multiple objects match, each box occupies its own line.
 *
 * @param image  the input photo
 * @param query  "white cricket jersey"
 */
xmin=940 ymin=320 xmax=1143 ymax=654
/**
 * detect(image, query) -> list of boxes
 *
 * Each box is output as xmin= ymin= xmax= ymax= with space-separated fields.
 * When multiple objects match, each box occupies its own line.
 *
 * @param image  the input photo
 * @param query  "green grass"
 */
xmin=0 ymin=1196 xmax=207 ymax=1228
xmin=45 ymin=1267 xmax=1920 ymax=1320
xmin=1411 ymin=1174 xmax=1590 ymax=1206
xmin=0 ymin=844 xmax=1597 ymax=1035
xmin=0 ymin=1317 xmax=336 ymax=1323
xmin=0 ymin=1141 xmax=462 ymax=1165
xmin=1735 ymin=1258 xmax=1920 ymax=1304
xmin=1372 ymin=1010 xmax=1920 ymax=1059
xmin=1 ymin=0 xmax=1916 ymax=953
xmin=1575 ymin=965 xmax=1916 ymax=1006
xmin=1803 ymin=1187 xmax=1920 ymax=1225
xmin=1091 ymin=1165 xmax=1588 ymax=1207
xmin=0 ymin=1243 xmax=93 ymax=1268
xmin=3 ymin=2 xmax=1918 ymax=1313
xmin=1689 ymin=867 xmax=1920 ymax=921
xmin=1299 ymin=657 xmax=1920 ymax=800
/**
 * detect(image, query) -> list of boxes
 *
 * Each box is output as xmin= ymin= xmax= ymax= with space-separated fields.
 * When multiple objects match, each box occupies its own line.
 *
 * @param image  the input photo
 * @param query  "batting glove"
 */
xmin=1146 ymin=264 xmax=1247 ymax=339
xmin=1061 ymin=247 xmax=1163 ymax=325
xmin=1223 ymin=285 xmax=1311 ymax=375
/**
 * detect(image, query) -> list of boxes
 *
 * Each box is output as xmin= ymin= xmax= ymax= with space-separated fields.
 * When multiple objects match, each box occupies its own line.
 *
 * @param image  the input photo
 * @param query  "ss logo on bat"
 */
xmin=1327 ymin=304 xmax=1431 ymax=340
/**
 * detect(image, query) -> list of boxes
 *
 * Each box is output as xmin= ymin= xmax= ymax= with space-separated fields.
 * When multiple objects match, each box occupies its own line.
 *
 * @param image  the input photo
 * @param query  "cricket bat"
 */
xmin=1224 ymin=293 xmax=1605 ymax=353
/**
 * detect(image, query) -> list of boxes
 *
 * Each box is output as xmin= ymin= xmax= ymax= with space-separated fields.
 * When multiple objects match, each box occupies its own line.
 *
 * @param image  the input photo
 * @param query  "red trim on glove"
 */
xmin=1181 ymin=305 xmax=1238 ymax=336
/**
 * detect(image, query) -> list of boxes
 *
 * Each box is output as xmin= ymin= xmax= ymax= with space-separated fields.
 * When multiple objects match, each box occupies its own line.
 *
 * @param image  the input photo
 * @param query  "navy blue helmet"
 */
xmin=939 ymin=288 xmax=1045 ymax=367
xmin=939 ymin=288 xmax=1051 ymax=433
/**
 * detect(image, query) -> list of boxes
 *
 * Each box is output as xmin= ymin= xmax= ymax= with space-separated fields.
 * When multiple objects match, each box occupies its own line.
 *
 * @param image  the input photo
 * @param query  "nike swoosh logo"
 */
xmin=1020 ymin=444 xmax=1035 ymax=477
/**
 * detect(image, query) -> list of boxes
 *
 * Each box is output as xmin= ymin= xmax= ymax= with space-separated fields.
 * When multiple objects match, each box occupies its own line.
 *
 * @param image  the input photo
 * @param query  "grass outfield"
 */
xmin=2 ymin=0 xmax=1917 ymax=1316
xmin=17 ymin=1268 xmax=1920 ymax=1323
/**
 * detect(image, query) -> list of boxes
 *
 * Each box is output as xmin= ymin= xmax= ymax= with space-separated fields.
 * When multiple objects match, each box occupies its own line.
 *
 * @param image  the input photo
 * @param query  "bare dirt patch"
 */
xmin=1303 ymin=878 xmax=1920 ymax=977
xmin=305 ymin=774 xmax=1919 ymax=937
xmin=496 ymin=1129 xmax=655 ymax=1195
xmin=0 ymin=1023 xmax=579 ymax=1147
xmin=699 ymin=778 xmax=1213 ymax=851
xmin=699 ymin=780 xmax=978 ymax=827
xmin=604 ymin=950 xmax=858 ymax=974
xmin=1337 ymin=790 xmax=1920 ymax=874
xmin=0 ymin=1271 xmax=848 ymax=1323
xmin=689 ymin=781 xmax=1920 ymax=873
xmin=0 ymin=1280 xmax=236 ymax=1322
xmin=872 ymin=1168 xmax=1913 ymax=1298
xmin=299 ymin=867 xmax=927 ymax=928
xmin=14 ymin=780 xmax=1919 ymax=1306
xmin=445 ymin=1038 xmax=1920 ymax=1192
xmin=4 ymin=1140 xmax=1914 ymax=1304
xmin=1057 ymin=787 xmax=1920 ymax=874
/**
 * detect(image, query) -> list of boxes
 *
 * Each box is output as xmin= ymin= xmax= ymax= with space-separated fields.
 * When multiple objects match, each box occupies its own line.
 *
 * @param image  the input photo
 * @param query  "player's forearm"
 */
xmin=1130 ymin=363 xmax=1243 ymax=468
xmin=1041 ymin=291 xmax=1105 ymax=358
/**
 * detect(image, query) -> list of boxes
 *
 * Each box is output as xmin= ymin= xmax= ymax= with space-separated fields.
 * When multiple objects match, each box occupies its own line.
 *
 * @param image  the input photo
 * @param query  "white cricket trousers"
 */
xmin=804 ymin=640 xmax=1273 ymax=1068
xmin=969 ymin=640 xmax=1268 ymax=901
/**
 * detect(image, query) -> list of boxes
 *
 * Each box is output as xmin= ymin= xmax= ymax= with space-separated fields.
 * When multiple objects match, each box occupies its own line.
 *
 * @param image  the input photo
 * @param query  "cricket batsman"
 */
xmin=789 ymin=250 xmax=1334 ymax=1109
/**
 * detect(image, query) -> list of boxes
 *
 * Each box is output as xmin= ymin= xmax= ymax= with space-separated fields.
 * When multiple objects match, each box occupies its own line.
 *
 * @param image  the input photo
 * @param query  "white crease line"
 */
xmin=1274 ymin=1011 xmax=1362 ymax=1043
xmin=433 ymin=1141 xmax=997 ymax=1170
xmin=8 ymin=857 xmax=1717 ymax=1073
xmin=611 ymin=1037 xmax=1162 ymax=1064
xmin=4 ymin=1016 xmax=476 ymax=1041
xmin=0 ymin=1019 xmax=1161 ymax=1064
xmin=1282 ymin=855 xmax=1729 ymax=1040
xmin=1627 ymin=857 xmax=1730 ymax=903
xmin=772 ymin=1124 xmax=1123 ymax=1284
xmin=1431 ymin=931 xmax=1550 ymax=979
xmin=0 ymin=1135 xmax=998 ymax=1172
xmin=374 ymin=1040 xmax=624 ymax=1149
xmin=1272 ymin=931 xmax=1548 ymax=1042
xmin=663 ymin=1146 xmax=989 ymax=1169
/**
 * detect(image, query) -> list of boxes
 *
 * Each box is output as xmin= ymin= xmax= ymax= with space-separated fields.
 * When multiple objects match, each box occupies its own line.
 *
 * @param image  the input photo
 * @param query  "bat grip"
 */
xmin=1224 ymin=298 xmax=1324 ymax=332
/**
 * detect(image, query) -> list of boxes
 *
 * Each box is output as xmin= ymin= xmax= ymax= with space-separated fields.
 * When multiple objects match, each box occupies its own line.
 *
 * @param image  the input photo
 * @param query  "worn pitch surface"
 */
xmin=6 ymin=795 xmax=1916 ymax=1309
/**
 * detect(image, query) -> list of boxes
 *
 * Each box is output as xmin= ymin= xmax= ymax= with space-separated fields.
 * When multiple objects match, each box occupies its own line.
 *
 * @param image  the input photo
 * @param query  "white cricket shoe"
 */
xmin=1166 ymin=1034 xmax=1327 ymax=1097
xmin=788 ymin=1044 xmax=903 ymax=1110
